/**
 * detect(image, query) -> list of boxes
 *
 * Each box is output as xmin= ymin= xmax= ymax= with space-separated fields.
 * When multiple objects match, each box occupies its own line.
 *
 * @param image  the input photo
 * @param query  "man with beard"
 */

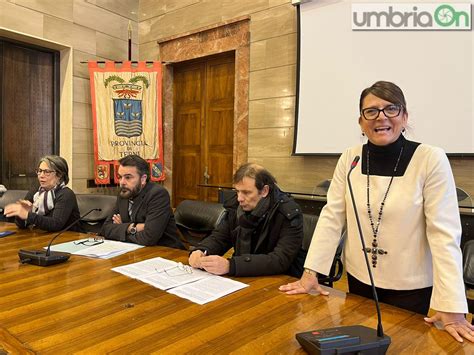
xmin=101 ymin=155 xmax=185 ymax=249
xmin=188 ymin=163 xmax=305 ymax=277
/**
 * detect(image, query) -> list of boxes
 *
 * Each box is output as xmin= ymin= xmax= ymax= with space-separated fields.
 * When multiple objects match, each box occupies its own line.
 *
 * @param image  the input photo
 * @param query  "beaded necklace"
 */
xmin=365 ymin=145 xmax=404 ymax=267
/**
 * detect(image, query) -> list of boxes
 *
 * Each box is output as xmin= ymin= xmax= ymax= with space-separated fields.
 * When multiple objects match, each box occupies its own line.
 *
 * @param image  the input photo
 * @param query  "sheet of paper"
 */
xmin=167 ymin=276 xmax=249 ymax=305
xmin=112 ymin=257 xmax=176 ymax=278
xmin=49 ymin=239 xmax=92 ymax=254
xmin=140 ymin=267 xmax=210 ymax=290
xmin=72 ymin=240 xmax=143 ymax=259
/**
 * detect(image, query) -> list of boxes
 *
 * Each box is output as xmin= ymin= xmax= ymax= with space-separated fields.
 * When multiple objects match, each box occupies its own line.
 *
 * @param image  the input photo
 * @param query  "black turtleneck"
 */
xmin=361 ymin=135 xmax=421 ymax=177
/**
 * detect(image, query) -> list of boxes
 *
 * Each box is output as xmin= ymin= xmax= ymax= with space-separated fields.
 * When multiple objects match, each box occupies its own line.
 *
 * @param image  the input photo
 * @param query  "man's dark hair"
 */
xmin=119 ymin=155 xmax=150 ymax=181
xmin=233 ymin=163 xmax=277 ymax=192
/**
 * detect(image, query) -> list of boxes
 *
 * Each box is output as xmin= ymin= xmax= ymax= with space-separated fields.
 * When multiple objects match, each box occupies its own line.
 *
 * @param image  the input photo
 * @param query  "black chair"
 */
xmin=302 ymin=213 xmax=344 ymax=287
xmin=174 ymin=200 xmax=226 ymax=248
xmin=0 ymin=190 xmax=28 ymax=222
xmin=463 ymin=239 xmax=474 ymax=324
xmin=76 ymin=194 xmax=116 ymax=234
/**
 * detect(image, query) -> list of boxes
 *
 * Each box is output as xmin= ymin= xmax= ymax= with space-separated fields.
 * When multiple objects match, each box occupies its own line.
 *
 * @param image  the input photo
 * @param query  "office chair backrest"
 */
xmin=464 ymin=240 xmax=474 ymax=287
xmin=0 ymin=190 xmax=28 ymax=221
xmin=302 ymin=213 xmax=345 ymax=287
xmin=76 ymin=194 xmax=116 ymax=233
xmin=174 ymin=200 xmax=225 ymax=232
xmin=174 ymin=200 xmax=226 ymax=247
xmin=457 ymin=187 xmax=472 ymax=207
xmin=302 ymin=213 xmax=319 ymax=251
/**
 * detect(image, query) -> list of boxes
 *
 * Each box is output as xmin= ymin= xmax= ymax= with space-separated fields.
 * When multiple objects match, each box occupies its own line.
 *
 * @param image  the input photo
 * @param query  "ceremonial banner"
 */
xmin=88 ymin=61 xmax=164 ymax=184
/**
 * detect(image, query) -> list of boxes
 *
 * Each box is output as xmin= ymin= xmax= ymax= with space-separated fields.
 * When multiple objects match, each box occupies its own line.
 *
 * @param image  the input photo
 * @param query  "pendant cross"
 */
xmin=364 ymin=247 xmax=388 ymax=268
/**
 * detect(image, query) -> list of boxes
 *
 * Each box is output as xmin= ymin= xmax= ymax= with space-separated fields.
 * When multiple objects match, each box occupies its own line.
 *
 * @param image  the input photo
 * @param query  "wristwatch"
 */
xmin=129 ymin=223 xmax=137 ymax=236
xmin=304 ymin=268 xmax=317 ymax=277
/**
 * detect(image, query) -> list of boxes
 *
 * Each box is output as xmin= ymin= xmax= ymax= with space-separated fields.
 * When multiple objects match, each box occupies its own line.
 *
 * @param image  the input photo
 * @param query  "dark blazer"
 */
xmin=16 ymin=186 xmax=81 ymax=232
xmin=101 ymin=182 xmax=185 ymax=249
xmin=196 ymin=188 xmax=305 ymax=277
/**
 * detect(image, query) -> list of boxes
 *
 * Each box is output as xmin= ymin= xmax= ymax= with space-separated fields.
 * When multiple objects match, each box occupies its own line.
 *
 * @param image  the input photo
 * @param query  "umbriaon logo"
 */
xmin=352 ymin=3 xmax=472 ymax=30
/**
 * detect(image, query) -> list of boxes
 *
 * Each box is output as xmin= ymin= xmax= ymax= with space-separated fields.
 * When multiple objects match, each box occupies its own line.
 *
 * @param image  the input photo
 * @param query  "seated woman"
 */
xmin=4 ymin=155 xmax=81 ymax=232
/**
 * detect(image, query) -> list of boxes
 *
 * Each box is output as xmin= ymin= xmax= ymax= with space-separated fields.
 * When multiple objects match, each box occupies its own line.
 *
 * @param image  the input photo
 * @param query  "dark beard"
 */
xmin=119 ymin=184 xmax=142 ymax=199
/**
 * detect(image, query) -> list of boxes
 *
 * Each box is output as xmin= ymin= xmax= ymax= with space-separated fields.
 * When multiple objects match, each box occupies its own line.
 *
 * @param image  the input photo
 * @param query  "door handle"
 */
xmin=203 ymin=166 xmax=210 ymax=185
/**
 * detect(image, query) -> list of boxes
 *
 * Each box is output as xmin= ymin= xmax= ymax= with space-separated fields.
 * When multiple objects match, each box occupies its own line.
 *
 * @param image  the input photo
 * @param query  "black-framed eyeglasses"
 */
xmin=35 ymin=168 xmax=56 ymax=176
xmin=155 ymin=262 xmax=193 ymax=277
xmin=361 ymin=104 xmax=402 ymax=120
xmin=74 ymin=236 xmax=105 ymax=246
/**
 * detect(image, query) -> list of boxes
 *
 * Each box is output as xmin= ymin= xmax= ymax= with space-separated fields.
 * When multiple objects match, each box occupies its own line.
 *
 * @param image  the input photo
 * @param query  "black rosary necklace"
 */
xmin=365 ymin=145 xmax=404 ymax=267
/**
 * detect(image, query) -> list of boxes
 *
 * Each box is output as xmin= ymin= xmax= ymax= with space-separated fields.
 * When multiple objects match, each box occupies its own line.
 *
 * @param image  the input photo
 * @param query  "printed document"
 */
xmin=112 ymin=256 xmax=248 ymax=304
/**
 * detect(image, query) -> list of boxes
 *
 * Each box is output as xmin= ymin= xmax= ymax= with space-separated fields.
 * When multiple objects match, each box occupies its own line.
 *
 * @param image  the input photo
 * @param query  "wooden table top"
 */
xmin=0 ymin=222 xmax=472 ymax=354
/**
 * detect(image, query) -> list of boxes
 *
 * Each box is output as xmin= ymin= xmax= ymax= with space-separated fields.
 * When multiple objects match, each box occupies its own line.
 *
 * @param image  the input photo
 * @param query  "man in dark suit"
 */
xmin=101 ymin=155 xmax=185 ymax=249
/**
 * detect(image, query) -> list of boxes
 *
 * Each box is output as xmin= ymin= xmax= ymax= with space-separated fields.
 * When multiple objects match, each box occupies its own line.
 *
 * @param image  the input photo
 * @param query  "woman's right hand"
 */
xmin=279 ymin=271 xmax=330 ymax=296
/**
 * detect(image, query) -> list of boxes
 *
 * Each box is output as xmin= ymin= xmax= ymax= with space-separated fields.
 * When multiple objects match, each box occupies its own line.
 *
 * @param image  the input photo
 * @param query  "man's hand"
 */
xmin=189 ymin=250 xmax=206 ymax=269
xmin=136 ymin=223 xmax=145 ymax=232
xmin=200 ymin=255 xmax=230 ymax=275
xmin=112 ymin=214 xmax=122 ymax=224
xmin=425 ymin=311 xmax=474 ymax=343
xmin=4 ymin=203 xmax=29 ymax=220
xmin=279 ymin=271 xmax=329 ymax=296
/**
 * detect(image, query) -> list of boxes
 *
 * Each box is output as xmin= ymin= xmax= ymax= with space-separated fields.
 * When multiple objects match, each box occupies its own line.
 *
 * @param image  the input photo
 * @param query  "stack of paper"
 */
xmin=112 ymin=257 xmax=248 ymax=305
xmin=49 ymin=239 xmax=144 ymax=259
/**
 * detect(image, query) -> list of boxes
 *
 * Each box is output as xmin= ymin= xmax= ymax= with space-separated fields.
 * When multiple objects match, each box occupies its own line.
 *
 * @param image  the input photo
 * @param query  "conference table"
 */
xmin=0 ymin=223 xmax=471 ymax=354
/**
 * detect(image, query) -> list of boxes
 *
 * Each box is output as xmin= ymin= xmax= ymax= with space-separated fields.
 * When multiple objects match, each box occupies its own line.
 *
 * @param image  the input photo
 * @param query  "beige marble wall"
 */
xmin=1 ymin=0 xmax=471 ymax=198
xmin=139 ymin=0 xmax=473 ymax=198
xmin=0 ymin=0 xmax=139 ymax=193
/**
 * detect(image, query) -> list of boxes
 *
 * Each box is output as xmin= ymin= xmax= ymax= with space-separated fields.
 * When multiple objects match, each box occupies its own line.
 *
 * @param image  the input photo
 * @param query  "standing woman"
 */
xmin=4 ymin=155 xmax=81 ymax=232
xmin=280 ymin=81 xmax=473 ymax=342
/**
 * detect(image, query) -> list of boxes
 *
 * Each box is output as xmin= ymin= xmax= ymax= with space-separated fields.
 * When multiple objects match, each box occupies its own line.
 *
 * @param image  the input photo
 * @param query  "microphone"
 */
xmin=296 ymin=156 xmax=391 ymax=354
xmin=18 ymin=208 xmax=102 ymax=266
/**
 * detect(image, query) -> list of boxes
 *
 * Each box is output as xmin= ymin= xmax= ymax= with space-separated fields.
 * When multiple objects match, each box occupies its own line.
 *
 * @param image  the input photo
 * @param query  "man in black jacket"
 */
xmin=188 ymin=163 xmax=305 ymax=277
xmin=101 ymin=155 xmax=185 ymax=249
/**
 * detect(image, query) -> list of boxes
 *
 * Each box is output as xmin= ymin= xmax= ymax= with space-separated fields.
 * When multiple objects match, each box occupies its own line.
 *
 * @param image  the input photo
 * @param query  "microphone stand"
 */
xmin=347 ymin=156 xmax=384 ymax=338
xmin=295 ymin=156 xmax=390 ymax=355
xmin=18 ymin=208 xmax=101 ymax=266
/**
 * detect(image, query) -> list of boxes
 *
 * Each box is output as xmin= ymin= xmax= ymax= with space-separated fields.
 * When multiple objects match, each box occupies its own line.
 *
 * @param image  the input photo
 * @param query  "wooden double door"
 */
xmin=173 ymin=53 xmax=235 ymax=205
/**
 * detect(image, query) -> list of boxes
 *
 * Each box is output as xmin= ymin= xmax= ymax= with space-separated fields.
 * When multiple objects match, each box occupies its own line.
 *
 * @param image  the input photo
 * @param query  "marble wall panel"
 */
xmin=73 ymin=50 xmax=105 ymax=79
xmin=139 ymin=41 xmax=160 ymax=61
xmin=0 ymin=1 xmax=44 ymax=37
xmin=73 ymin=128 xmax=94 ymax=154
xmin=13 ymin=0 xmax=73 ymax=21
xmin=90 ymin=0 xmax=139 ymax=21
xmin=248 ymin=127 xmax=293 ymax=157
xmin=73 ymin=77 xmax=91 ymax=104
xmin=249 ymin=64 xmax=296 ymax=100
xmin=72 ymin=153 xmax=94 ymax=179
xmin=140 ymin=1 xmax=220 ymax=43
xmin=96 ymin=32 xmax=138 ymax=60
xmin=73 ymin=102 xmax=93 ymax=130
xmin=249 ymin=97 xmax=295 ymax=128
xmin=249 ymin=155 xmax=339 ymax=193
xmin=270 ymin=0 xmax=293 ymax=6
xmin=218 ymin=0 xmax=269 ymax=22
xmin=139 ymin=0 xmax=199 ymax=21
xmin=250 ymin=3 xmax=296 ymax=43
xmin=250 ymin=33 xmax=296 ymax=71
xmin=73 ymin=0 xmax=139 ymax=42
xmin=44 ymin=17 xmax=97 ymax=55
